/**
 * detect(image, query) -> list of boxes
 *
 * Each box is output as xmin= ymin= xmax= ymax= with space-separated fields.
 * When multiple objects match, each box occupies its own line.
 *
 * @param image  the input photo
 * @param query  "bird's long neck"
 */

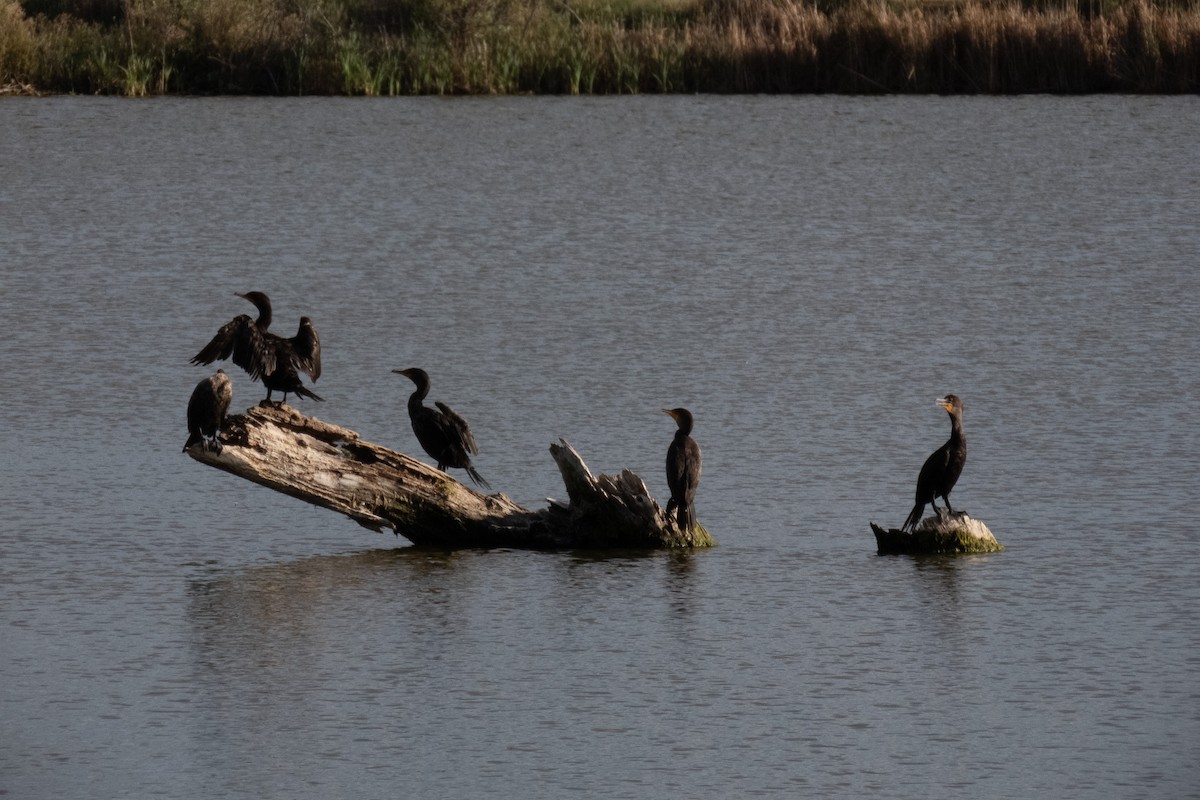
xmin=407 ymin=384 xmax=429 ymax=413
xmin=947 ymin=411 xmax=964 ymax=445
xmin=675 ymin=417 xmax=694 ymax=439
xmin=248 ymin=296 xmax=272 ymax=330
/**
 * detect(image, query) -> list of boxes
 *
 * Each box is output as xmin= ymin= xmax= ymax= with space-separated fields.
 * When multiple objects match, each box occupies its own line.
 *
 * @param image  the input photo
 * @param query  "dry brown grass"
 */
xmin=1 ymin=0 xmax=1197 ymax=93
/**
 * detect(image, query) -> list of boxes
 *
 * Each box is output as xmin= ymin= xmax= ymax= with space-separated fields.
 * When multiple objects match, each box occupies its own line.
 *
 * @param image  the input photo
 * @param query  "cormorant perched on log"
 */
xmin=662 ymin=407 xmax=702 ymax=530
xmin=184 ymin=370 xmax=233 ymax=453
xmin=191 ymin=291 xmax=322 ymax=405
xmin=392 ymin=368 xmax=490 ymax=489
xmin=902 ymin=394 xmax=967 ymax=532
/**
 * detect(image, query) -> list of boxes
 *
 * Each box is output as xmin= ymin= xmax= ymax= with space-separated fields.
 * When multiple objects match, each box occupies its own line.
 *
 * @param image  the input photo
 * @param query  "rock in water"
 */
xmin=870 ymin=514 xmax=1002 ymax=555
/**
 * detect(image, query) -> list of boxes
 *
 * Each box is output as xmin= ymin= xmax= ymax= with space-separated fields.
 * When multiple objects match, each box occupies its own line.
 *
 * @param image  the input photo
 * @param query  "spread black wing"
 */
xmin=289 ymin=317 xmax=321 ymax=382
xmin=191 ymin=315 xmax=275 ymax=381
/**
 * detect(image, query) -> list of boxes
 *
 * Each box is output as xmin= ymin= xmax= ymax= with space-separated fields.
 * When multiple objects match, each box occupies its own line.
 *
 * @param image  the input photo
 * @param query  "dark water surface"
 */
xmin=1 ymin=96 xmax=1197 ymax=799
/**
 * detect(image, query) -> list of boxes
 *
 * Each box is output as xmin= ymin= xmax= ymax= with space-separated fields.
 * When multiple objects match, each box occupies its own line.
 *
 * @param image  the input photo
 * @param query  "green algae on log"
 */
xmin=870 ymin=514 xmax=1003 ymax=555
xmin=185 ymin=404 xmax=714 ymax=550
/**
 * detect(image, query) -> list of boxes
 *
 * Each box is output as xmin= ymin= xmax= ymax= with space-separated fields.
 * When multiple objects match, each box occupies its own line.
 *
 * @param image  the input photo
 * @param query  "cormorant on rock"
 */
xmin=902 ymin=394 xmax=967 ymax=532
xmin=662 ymin=407 xmax=701 ymax=530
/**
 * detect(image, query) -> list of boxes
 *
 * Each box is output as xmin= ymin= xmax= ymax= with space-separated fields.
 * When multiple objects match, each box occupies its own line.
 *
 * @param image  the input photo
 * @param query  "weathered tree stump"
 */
xmin=870 ymin=514 xmax=1003 ymax=555
xmin=185 ymin=404 xmax=714 ymax=550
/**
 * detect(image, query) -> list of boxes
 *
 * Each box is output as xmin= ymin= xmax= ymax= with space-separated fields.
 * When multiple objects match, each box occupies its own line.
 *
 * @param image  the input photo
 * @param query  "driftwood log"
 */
xmin=185 ymin=404 xmax=714 ymax=550
xmin=870 ymin=514 xmax=1002 ymax=555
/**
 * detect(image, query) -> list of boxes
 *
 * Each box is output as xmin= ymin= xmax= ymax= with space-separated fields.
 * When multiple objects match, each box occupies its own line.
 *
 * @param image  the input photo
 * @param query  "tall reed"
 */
xmin=2 ymin=0 xmax=1198 ymax=94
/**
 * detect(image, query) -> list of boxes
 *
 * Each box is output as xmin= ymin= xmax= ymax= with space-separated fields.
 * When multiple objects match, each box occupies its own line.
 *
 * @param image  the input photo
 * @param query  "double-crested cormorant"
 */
xmin=184 ymin=369 xmax=233 ymax=453
xmin=392 ymin=368 xmax=490 ymax=489
xmin=663 ymin=407 xmax=702 ymax=530
xmin=902 ymin=394 xmax=967 ymax=532
xmin=191 ymin=291 xmax=322 ymax=405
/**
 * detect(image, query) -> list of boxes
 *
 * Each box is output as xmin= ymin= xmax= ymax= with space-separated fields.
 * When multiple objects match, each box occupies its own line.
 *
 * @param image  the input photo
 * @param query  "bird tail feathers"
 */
xmin=902 ymin=503 xmax=925 ymax=532
xmin=666 ymin=499 xmax=695 ymax=531
xmin=293 ymin=385 xmax=324 ymax=402
xmin=466 ymin=465 xmax=491 ymax=490
xmin=678 ymin=504 xmax=695 ymax=531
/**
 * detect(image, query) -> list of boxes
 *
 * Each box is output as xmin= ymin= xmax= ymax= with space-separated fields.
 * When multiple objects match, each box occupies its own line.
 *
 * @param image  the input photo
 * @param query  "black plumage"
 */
xmin=902 ymin=394 xmax=967 ymax=532
xmin=663 ymin=407 xmax=702 ymax=530
xmin=184 ymin=370 xmax=233 ymax=453
xmin=191 ymin=291 xmax=322 ymax=405
xmin=393 ymin=368 xmax=490 ymax=489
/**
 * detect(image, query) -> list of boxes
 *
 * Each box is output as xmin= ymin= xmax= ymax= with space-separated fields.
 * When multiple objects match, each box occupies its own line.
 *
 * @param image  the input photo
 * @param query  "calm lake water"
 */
xmin=1 ymin=95 xmax=1198 ymax=799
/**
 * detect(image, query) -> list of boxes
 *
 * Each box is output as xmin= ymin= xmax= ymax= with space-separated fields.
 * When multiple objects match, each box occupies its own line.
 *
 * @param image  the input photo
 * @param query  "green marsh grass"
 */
xmin=2 ymin=0 xmax=1198 ymax=94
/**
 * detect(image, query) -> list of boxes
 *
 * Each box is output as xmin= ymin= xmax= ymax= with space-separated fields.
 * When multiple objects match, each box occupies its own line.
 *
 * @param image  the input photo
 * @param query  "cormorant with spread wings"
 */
xmin=191 ymin=291 xmax=322 ymax=404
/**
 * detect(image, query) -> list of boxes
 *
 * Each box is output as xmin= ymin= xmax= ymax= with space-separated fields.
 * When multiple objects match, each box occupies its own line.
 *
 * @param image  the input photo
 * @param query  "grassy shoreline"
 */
xmin=2 ymin=0 xmax=1198 ymax=95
